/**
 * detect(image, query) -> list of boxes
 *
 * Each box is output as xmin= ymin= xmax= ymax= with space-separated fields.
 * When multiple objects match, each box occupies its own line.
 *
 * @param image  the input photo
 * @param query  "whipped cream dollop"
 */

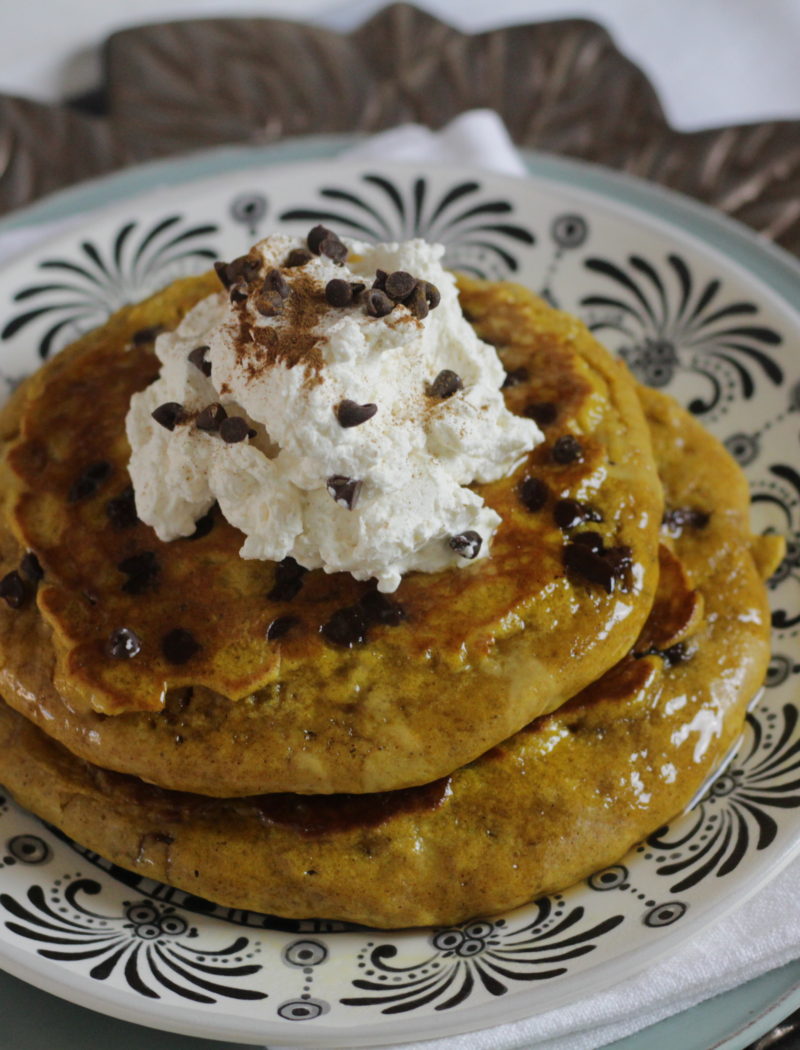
xmin=126 ymin=233 xmax=542 ymax=592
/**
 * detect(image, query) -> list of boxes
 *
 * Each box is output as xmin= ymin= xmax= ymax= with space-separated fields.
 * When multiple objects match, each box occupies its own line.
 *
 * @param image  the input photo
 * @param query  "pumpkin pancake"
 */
xmin=0 ymin=274 xmax=662 ymax=796
xmin=0 ymin=387 xmax=781 ymax=927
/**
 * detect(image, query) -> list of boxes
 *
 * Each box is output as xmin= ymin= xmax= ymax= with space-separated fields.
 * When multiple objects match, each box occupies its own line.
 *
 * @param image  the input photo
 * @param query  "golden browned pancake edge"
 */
xmin=0 ymin=384 xmax=781 ymax=927
xmin=0 ymin=274 xmax=662 ymax=795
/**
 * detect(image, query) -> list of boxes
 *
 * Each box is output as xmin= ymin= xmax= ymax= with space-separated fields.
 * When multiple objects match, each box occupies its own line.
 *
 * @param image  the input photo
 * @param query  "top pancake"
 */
xmin=0 ymin=272 xmax=662 ymax=795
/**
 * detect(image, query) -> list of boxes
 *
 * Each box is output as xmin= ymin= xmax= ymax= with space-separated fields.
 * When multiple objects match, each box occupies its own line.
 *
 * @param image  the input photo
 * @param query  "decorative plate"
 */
xmin=0 ymin=149 xmax=798 ymax=1048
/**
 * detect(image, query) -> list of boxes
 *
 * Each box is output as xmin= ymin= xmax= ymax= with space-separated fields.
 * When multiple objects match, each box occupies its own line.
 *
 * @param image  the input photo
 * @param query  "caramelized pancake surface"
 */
xmin=0 ymin=274 xmax=661 ymax=794
xmin=0 ymin=388 xmax=780 ymax=926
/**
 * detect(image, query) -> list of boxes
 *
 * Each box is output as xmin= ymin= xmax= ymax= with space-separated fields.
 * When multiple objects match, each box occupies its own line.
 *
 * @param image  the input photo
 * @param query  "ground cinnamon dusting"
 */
xmin=234 ymin=272 xmax=328 ymax=386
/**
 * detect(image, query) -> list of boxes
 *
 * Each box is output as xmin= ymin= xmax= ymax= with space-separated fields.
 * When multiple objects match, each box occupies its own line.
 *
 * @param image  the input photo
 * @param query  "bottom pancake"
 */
xmin=0 ymin=387 xmax=782 ymax=928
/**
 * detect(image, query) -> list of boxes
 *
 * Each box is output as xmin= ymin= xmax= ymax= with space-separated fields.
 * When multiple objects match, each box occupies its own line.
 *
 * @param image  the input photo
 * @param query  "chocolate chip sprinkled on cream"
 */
xmin=106 ymin=485 xmax=139 ymax=529
xmin=285 ymin=248 xmax=312 ymax=268
xmin=107 ymin=627 xmax=141 ymax=659
xmin=427 ymin=369 xmax=463 ymax=399
xmin=266 ymin=615 xmax=299 ymax=641
xmin=385 ymin=270 xmax=417 ymax=301
xmin=188 ymin=345 xmax=212 ymax=377
xmin=364 ymin=288 xmax=394 ymax=318
xmin=327 ymin=475 xmax=362 ymax=510
xmin=407 ymin=283 xmax=430 ymax=320
xmin=518 ymin=476 xmax=549 ymax=512
xmin=325 ymin=278 xmax=355 ymax=308
xmin=20 ymin=551 xmax=43 ymax=583
xmin=151 ymin=402 xmax=185 ymax=432
xmin=552 ymin=434 xmax=583 ymax=464
xmin=196 ymin=402 xmax=227 ymax=432
xmin=162 ymin=627 xmax=201 ymax=665
xmin=336 ymin=399 xmax=378 ymax=428
xmin=219 ymin=416 xmax=250 ymax=444
xmin=263 ymin=267 xmax=290 ymax=299
xmin=307 ymin=225 xmax=347 ymax=264
xmin=449 ymin=531 xmax=483 ymax=559
xmin=423 ymin=282 xmax=441 ymax=309
xmin=68 ymin=460 xmax=113 ymax=502
xmin=0 ymin=570 xmax=27 ymax=609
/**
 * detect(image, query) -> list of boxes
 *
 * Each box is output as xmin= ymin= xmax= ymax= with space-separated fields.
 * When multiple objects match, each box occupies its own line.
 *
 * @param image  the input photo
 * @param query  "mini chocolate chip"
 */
xmin=106 ymin=486 xmax=139 ymax=529
xmin=152 ymin=402 xmax=186 ymax=432
xmin=196 ymin=402 xmax=228 ymax=432
xmin=248 ymin=428 xmax=257 ymax=439
xmin=350 ymin=281 xmax=366 ymax=297
xmin=162 ymin=628 xmax=201 ymax=665
xmin=68 ymin=460 xmax=113 ymax=502
xmin=662 ymin=507 xmax=710 ymax=533
xmin=321 ymin=605 xmax=369 ymax=647
xmin=320 ymin=234 xmax=347 ymax=264
xmin=552 ymin=434 xmax=583 ymax=464
xmin=187 ymin=507 xmax=216 ymax=540
xmin=502 ymin=367 xmax=529 ymax=388
xmin=307 ymin=225 xmax=333 ymax=254
xmin=188 ymin=345 xmax=212 ymax=377
xmin=0 ymin=570 xmax=27 ymax=609
xmin=359 ymin=590 xmax=406 ymax=626
xmin=563 ymin=543 xmax=615 ymax=592
xmin=214 ymin=260 xmax=234 ymax=289
xmin=336 ymin=399 xmax=378 ymax=428
xmin=424 ymin=282 xmax=441 ymax=309
xmin=524 ymin=402 xmax=558 ymax=426
xmin=385 ymin=271 xmax=417 ymax=301
xmin=268 ymin=556 xmax=308 ymax=602
xmin=131 ymin=324 xmax=165 ymax=346
xmin=427 ymin=370 xmax=464 ymax=399
xmin=118 ymin=550 xmax=160 ymax=594
xmin=266 ymin=615 xmax=299 ymax=641
xmin=219 ymin=416 xmax=250 ymax=443
xmin=372 ymin=269 xmax=388 ymax=291
xmin=572 ymin=530 xmax=604 ymax=553
xmin=518 ymin=476 xmax=549 ymax=512
xmin=449 ymin=531 xmax=483 ymax=559
xmin=286 ymin=248 xmax=313 ymax=268
xmin=255 ymin=289 xmax=284 ymax=316
xmin=406 ymin=284 xmax=430 ymax=320
xmin=20 ymin=552 xmax=43 ymax=583
xmin=327 ymin=475 xmax=362 ymax=510
xmin=553 ymin=498 xmax=603 ymax=530
xmin=107 ymin=627 xmax=141 ymax=659
xmin=262 ymin=268 xmax=290 ymax=299
xmin=364 ymin=288 xmax=394 ymax=318
xmin=230 ymin=284 xmax=249 ymax=304
xmin=325 ymin=278 xmax=354 ymax=308
xmin=216 ymin=254 xmax=261 ymax=290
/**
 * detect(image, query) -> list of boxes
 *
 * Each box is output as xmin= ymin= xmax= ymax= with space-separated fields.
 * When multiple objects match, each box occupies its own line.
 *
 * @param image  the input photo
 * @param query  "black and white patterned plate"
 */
xmin=0 ymin=148 xmax=798 ymax=1047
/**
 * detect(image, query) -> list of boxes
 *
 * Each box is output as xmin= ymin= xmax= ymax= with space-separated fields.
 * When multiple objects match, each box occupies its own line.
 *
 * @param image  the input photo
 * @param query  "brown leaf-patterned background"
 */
xmin=1 ymin=4 xmax=799 ymax=256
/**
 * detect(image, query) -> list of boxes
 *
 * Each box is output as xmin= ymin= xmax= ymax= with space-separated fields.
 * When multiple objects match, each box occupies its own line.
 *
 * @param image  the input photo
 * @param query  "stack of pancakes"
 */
xmin=0 ymin=270 xmax=782 ymax=928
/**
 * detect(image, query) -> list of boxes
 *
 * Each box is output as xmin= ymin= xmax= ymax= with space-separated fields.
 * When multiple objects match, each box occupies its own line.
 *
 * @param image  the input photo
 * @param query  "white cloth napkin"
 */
xmin=0 ymin=110 xmax=797 ymax=1050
